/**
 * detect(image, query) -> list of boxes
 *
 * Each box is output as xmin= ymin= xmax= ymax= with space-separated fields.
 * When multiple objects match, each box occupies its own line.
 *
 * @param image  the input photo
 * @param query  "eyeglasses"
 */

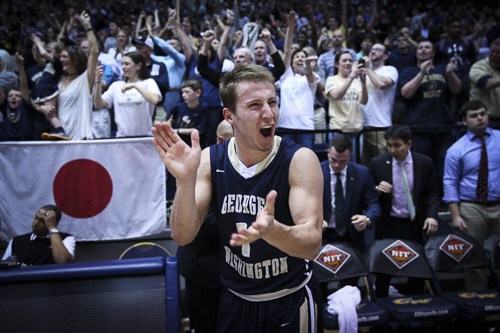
xmin=370 ymin=48 xmax=385 ymax=52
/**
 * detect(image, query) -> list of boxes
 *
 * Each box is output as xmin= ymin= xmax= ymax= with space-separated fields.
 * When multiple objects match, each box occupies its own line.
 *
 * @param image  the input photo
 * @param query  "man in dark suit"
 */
xmin=318 ymin=134 xmax=380 ymax=299
xmin=321 ymin=134 xmax=381 ymax=253
xmin=369 ymin=124 xmax=439 ymax=296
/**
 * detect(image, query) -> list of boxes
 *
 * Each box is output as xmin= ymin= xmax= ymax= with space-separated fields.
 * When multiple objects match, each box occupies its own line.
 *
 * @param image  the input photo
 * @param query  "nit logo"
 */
xmin=439 ymin=234 xmax=473 ymax=262
xmin=382 ymin=240 xmax=419 ymax=269
xmin=314 ymin=244 xmax=351 ymax=274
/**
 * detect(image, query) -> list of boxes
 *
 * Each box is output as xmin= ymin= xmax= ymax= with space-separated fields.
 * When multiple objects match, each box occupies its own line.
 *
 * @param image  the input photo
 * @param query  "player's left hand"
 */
xmin=230 ymin=190 xmax=277 ymax=246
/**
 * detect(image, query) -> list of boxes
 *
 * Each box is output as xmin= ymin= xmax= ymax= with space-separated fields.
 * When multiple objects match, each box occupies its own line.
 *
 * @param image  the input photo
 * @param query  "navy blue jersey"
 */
xmin=210 ymin=138 xmax=312 ymax=295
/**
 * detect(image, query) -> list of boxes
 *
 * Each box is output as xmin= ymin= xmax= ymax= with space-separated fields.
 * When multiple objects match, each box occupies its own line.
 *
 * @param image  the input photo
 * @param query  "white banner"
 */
xmin=0 ymin=138 xmax=167 ymax=241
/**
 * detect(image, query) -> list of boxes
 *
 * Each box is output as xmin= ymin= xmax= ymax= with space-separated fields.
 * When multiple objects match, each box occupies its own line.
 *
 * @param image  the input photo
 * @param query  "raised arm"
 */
xmin=366 ymin=0 xmax=379 ymax=31
xmin=77 ymin=11 xmax=99 ymax=92
xmin=283 ymin=11 xmax=297 ymax=70
xmin=341 ymin=0 xmax=349 ymax=31
xmin=152 ymin=122 xmax=212 ymax=245
xmin=198 ymin=52 xmax=223 ymax=87
xmin=170 ymin=16 xmax=195 ymax=62
xmin=261 ymin=28 xmax=286 ymax=80
xmin=154 ymin=8 xmax=161 ymax=34
xmin=216 ymin=11 xmax=234 ymax=63
xmin=159 ymin=9 xmax=177 ymax=39
xmin=152 ymin=35 xmax=186 ymax=66
xmin=15 ymin=53 xmax=30 ymax=102
xmin=136 ymin=11 xmax=146 ymax=37
xmin=230 ymin=148 xmax=323 ymax=260
xmin=32 ymin=34 xmax=54 ymax=63
xmin=56 ymin=20 xmax=68 ymax=51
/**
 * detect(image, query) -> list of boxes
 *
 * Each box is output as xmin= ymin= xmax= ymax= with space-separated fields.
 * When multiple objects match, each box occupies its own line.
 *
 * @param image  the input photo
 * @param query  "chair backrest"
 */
xmin=425 ymin=232 xmax=490 ymax=272
xmin=315 ymin=242 xmax=368 ymax=279
xmin=367 ymin=238 xmax=434 ymax=279
xmin=315 ymin=242 xmax=376 ymax=300
xmin=119 ymin=242 xmax=171 ymax=260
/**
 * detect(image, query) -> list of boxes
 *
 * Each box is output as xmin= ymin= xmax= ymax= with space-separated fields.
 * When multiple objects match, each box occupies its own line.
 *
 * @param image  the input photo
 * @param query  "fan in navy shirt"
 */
xmin=167 ymin=79 xmax=208 ymax=147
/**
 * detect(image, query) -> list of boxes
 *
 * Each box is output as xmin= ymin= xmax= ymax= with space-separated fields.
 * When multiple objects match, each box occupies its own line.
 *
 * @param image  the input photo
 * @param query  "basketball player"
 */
xmin=152 ymin=64 xmax=324 ymax=332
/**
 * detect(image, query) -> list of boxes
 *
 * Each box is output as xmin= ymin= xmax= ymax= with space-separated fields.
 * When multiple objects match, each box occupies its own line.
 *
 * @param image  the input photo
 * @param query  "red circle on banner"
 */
xmin=53 ymin=159 xmax=113 ymax=219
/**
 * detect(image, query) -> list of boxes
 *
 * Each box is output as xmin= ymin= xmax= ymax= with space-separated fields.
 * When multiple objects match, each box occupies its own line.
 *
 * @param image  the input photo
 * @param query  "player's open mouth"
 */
xmin=260 ymin=125 xmax=273 ymax=138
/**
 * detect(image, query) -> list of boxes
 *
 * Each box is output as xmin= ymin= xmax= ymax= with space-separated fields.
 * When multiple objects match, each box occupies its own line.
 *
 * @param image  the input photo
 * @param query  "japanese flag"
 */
xmin=0 ymin=138 xmax=167 ymax=241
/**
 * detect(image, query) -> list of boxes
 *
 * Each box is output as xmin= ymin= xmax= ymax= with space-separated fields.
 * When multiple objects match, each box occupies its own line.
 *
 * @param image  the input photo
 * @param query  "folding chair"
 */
xmin=425 ymin=232 xmax=500 ymax=329
xmin=314 ymin=242 xmax=389 ymax=330
xmin=367 ymin=239 xmax=457 ymax=329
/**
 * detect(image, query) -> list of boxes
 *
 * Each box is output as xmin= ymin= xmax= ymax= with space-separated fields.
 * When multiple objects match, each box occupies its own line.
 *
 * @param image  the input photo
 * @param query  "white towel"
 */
xmin=327 ymin=285 xmax=361 ymax=333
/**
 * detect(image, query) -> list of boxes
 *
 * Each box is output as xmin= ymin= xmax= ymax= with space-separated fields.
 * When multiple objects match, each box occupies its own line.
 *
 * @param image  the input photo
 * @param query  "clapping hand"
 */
xmin=152 ymin=122 xmax=201 ymax=183
xmin=230 ymin=190 xmax=277 ymax=247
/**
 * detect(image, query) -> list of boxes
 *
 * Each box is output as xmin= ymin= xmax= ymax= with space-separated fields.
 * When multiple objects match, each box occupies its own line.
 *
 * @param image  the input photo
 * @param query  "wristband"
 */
xmin=85 ymin=28 xmax=93 ymax=32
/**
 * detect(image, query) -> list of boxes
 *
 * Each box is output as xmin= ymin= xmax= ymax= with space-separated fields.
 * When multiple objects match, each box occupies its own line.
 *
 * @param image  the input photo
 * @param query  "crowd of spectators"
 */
xmin=0 ymin=0 xmax=499 ymax=158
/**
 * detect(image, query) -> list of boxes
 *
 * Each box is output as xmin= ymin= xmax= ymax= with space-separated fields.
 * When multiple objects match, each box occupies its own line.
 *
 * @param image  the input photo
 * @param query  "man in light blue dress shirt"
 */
xmin=443 ymin=100 xmax=500 ymax=290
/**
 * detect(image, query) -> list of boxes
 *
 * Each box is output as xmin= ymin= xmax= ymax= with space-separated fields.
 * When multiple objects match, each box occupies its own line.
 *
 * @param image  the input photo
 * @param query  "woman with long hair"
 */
xmin=94 ymin=51 xmax=161 ymax=137
xmin=57 ymin=11 xmax=99 ymax=140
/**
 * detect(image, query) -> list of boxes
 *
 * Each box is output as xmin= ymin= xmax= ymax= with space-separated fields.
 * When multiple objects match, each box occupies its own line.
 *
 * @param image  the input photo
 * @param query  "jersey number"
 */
xmin=236 ymin=222 xmax=250 ymax=257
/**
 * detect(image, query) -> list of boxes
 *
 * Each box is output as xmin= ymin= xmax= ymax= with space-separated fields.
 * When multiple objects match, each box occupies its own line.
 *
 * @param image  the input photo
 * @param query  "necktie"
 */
xmin=335 ymin=173 xmax=348 ymax=235
xmin=398 ymin=161 xmax=416 ymax=220
xmin=476 ymin=136 xmax=488 ymax=202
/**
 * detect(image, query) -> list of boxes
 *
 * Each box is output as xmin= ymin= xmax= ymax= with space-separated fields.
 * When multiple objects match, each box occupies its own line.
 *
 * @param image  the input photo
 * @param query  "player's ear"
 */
xmin=223 ymin=108 xmax=234 ymax=124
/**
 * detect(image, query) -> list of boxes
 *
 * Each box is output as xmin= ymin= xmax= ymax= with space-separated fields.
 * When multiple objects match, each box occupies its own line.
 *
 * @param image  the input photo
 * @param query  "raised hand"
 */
xmin=14 ymin=52 xmax=24 ymax=67
xmin=95 ymin=64 xmax=104 ymax=82
xmin=287 ymin=11 xmax=297 ymax=29
xmin=201 ymin=29 xmax=215 ymax=43
xmin=260 ymin=28 xmax=272 ymax=44
xmin=152 ymin=122 xmax=202 ymax=183
xmin=77 ymin=10 xmax=92 ymax=31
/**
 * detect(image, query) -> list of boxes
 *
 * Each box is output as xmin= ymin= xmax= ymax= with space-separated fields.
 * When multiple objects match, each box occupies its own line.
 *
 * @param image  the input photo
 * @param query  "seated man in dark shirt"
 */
xmin=2 ymin=204 xmax=75 ymax=265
